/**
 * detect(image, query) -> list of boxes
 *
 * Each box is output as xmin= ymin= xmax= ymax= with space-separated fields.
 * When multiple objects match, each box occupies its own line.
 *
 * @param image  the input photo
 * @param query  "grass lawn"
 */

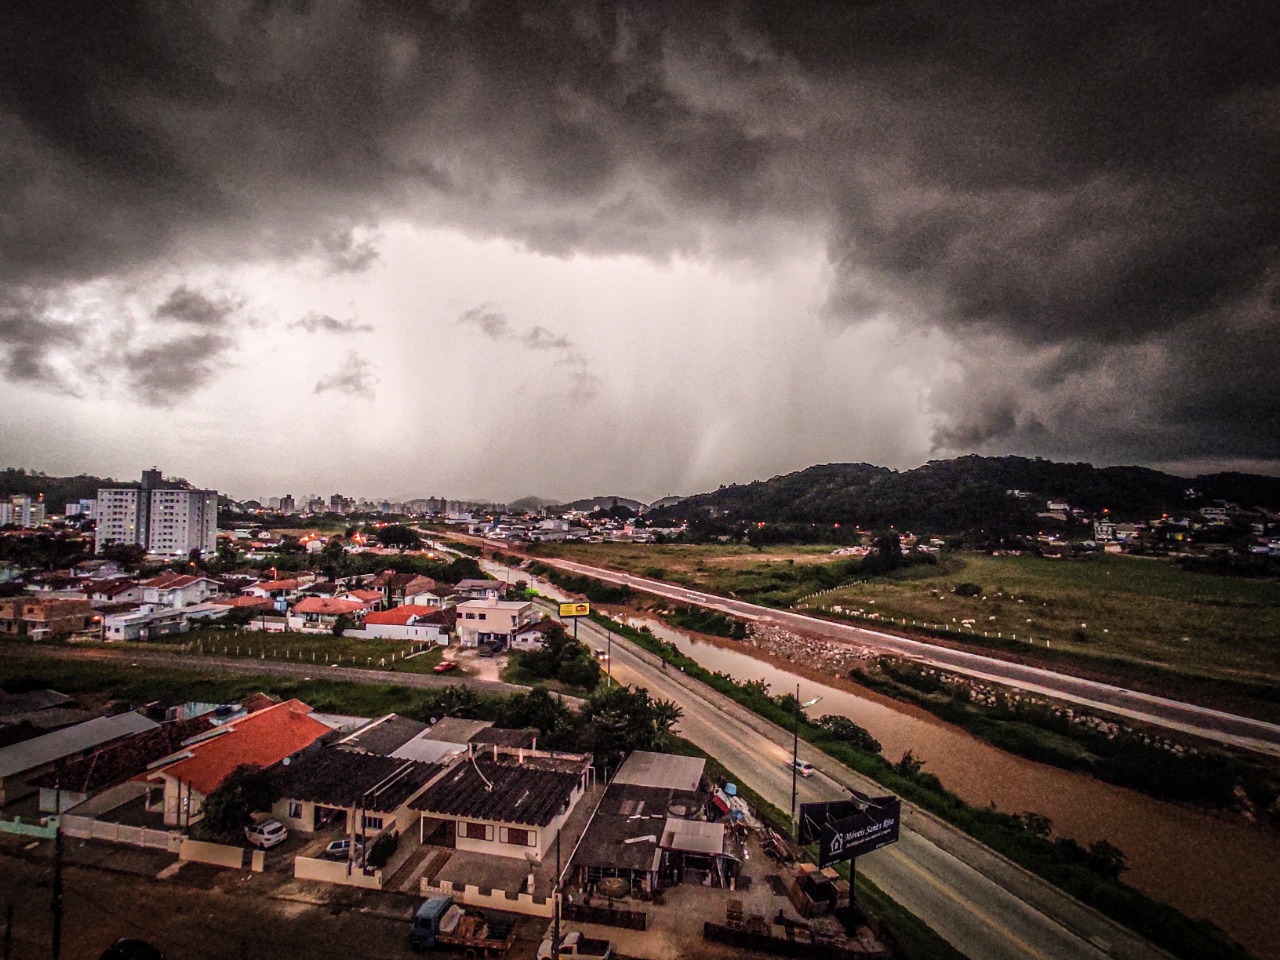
xmin=0 ymin=655 xmax=449 ymax=718
xmin=499 ymin=650 xmax=601 ymax=697
xmin=536 ymin=543 xmax=1280 ymax=694
xmin=816 ymin=552 xmax=1280 ymax=688
xmin=96 ymin=627 xmax=446 ymax=674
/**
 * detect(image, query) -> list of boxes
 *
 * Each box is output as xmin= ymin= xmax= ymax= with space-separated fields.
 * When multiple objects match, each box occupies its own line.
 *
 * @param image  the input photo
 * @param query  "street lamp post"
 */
xmin=790 ymin=685 xmax=822 ymax=838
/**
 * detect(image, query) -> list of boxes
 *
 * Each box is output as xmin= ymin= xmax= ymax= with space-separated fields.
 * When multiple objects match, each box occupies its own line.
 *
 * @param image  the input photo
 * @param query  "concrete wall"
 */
xmin=179 ymin=838 xmax=245 ymax=869
xmin=61 ymin=815 xmax=181 ymax=852
xmin=295 ymin=855 xmax=383 ymax=889
xmin=422 ymin=879 xmax=553 ymax=918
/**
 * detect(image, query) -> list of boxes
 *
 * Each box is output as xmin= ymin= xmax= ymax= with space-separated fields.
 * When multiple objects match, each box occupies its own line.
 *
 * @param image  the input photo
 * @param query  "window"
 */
xmin=287 ymin=801 xmax=302 ymax=818
xmin=362 ymin=814 xmax=384 ymax=831
xmin=462 ymin=821 xmax=492 ymax=841
xmin=477 ymin=613 xmax=486 ymax=620
xmin=500 ymin=827 xmax=534 ymax=847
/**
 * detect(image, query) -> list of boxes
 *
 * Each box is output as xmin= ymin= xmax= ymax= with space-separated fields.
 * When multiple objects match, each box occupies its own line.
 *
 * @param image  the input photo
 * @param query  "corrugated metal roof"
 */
xmin=612 ymin=751 xmax=705 ymax=792
xmin=0 ymin=712 xmax=158 ymax=778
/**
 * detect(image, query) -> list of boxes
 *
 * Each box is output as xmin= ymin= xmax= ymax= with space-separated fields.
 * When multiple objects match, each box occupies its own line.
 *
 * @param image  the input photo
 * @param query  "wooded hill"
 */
xmin=646 ymin=456 xmax=1280 ymax=535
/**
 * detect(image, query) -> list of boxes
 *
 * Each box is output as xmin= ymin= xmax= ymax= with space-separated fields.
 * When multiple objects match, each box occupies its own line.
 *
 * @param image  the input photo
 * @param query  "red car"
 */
xmin=433 ymin=661 xmax=457 ymax=673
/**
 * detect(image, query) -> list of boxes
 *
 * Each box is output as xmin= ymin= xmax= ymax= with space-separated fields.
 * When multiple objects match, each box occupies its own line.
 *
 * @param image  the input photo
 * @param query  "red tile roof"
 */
xmin=250 ymin=578 xmax=302 ymax=592
xmin=210 ymin=595 xmax=275 ymax=609
xmin=363 ymin=605 xmax=442 ymax=626
xmin=342 ymin=589 xmax=383 ymax=603
xmin=293 ymin=597 xmax=369 ymax=616
xmin=144 ymin=699 xmax=329 ymax=796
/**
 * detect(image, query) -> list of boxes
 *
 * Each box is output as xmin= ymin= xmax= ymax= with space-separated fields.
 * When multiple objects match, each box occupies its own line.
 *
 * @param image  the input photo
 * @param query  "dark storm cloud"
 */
xmin=154 ymin=286 xmax=241 ymax=327
xmin=314 ymin=356 xmax=377 ymax=398
xmin=1 ymin=1 xmax=1277 ymax=463
xmin=0 ymin=302 xmax=84 ymax=395
xmin=125 ymin=333 xmax=236 ymax=407
xmin=290 ymin=312 xmax=375 ymax=335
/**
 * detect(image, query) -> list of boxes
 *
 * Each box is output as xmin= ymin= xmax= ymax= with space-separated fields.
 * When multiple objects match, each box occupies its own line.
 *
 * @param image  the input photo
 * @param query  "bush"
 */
xmin=954 ymin=582 xmax=983 ymax=597
xmin=367 ymin=830 xmax=398 ymax=869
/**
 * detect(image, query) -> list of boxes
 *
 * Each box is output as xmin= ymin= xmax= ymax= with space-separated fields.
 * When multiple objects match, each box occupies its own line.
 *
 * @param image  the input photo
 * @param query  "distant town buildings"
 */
xmin=96 ymin=468 xmax=217 ymax=559
xmin=0 ymin=495 xmax=46 ymax=528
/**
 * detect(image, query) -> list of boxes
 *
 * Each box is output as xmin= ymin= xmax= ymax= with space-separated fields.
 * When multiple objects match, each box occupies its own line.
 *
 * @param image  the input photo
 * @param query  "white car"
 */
xmin=244 ymin=819 xmax=288 ymax=849
xmin=791 ymin=759 xmax=816 ymax=778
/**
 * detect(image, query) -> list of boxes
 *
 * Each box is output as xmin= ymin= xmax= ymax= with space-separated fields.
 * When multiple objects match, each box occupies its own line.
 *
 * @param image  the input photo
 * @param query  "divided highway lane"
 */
xmin=540 ymin=555 xmax=1280 ymax=756
xmin=566 ymin=613 xmax=1169 ymax=960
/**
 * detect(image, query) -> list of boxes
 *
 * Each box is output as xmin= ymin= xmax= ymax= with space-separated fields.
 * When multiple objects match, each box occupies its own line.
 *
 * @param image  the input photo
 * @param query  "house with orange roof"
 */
xmin=141 ymin=698 xmax=331 ymax=827
xmin=287 ymin=596 xmax=373 ymax=633
xmin=347 ymin=605 xmax=452 ymax=644
xmin=339 ymin=588 xmax=385 ymax=609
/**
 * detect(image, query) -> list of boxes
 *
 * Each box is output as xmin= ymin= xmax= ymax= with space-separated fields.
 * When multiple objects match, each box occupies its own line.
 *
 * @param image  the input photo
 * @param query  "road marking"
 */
xmin=883 ymin=847 xmax=1062 ymax=960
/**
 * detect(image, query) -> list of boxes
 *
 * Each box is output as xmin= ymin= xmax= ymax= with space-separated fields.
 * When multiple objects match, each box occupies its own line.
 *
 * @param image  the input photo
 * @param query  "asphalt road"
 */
xmin=568 ymin=613 xmax=1170 ymax=960
xmin=536 ymin=554 xmax=1280 ymax=756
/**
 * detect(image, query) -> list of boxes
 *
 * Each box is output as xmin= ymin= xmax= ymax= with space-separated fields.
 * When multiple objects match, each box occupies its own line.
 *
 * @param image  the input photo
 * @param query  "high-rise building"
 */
xmin=280 ymin=495 xmax=296 ymax=513
xmin=96 ymin=469 xmax=218 ymax=558
xmin=1 ymin=496 xmax=45 ymax=529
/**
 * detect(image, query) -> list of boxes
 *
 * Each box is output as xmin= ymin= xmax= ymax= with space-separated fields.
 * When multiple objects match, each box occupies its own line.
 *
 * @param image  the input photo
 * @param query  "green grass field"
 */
xmin=534 ymin=543 xmax=1280 ymax=695
xmin=94 ymin=627 xmax=447 ymax=674
xmin=816 ymin=553 xmax=1280 ymax=688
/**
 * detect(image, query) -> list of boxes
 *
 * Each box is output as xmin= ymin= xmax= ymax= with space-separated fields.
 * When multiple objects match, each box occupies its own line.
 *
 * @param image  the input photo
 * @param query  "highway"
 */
xmin=530 ymin=553 xmax=1280 ymax=756
xmin=564 ymin=611 xmax=1170 ymax=960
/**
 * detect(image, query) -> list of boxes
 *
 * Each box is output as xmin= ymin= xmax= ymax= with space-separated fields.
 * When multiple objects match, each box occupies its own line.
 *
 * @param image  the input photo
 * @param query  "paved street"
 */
xmin=571 ymin=613 xmax=1170 ymax=960
xmin=536 ymin=554 xmax=1280 ymax=756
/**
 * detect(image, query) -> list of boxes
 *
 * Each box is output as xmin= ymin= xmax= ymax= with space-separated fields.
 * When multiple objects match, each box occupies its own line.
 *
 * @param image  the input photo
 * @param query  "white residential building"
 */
xmin=1 ymin=496 xmax=46 ymax=529
xmin=455 ymin=599 xmax=537 ymax=648
xmin=96 ymin=469 xmax=218 ymax=558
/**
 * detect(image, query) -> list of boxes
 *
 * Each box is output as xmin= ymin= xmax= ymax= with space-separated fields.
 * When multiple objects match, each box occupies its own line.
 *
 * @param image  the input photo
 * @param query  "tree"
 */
xmin=199 ymin=765 xmax=279 ymax=838
xmin=377 ymin=525 xmax=422 ymax=550
xmin=100 ymin=541 xmax=146 ymax=569
xmin=817 ymin=715 xmax=882 ymax=755
xmin=578 ymin=686 xmax=683 ymax=769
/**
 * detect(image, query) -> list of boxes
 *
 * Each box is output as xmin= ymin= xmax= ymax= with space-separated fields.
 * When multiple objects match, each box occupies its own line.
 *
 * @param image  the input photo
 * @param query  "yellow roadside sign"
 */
xmin=559 ymin=602 xmax=591 ymax=618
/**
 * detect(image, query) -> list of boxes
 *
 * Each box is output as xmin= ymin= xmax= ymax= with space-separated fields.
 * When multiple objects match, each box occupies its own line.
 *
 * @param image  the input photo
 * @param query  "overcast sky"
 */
xmin=2 ymin=2 xmax=1277 ymax=503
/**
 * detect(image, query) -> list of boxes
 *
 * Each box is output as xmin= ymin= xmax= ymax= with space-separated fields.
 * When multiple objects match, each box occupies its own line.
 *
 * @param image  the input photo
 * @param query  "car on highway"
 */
xmin=791 ymin=759 xmax=816 ymax=778
xmin=244 ymin=819 xmax=288 ymax=849
xmin=433 ymin=660 xmax=457 ymax=673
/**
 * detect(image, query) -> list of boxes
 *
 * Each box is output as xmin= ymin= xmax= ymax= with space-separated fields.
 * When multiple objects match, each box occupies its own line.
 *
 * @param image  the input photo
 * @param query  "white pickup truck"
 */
xmin=537 ymin=931 xmax=615 ymax=960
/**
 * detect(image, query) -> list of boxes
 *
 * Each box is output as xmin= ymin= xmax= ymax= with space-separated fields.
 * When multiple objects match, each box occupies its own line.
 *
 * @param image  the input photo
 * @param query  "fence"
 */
xmin=296 ymin=855 xmax=383 ymax=889
xmin=562 ymin=901 xmax=647 ymax=930
xmin=60 ymin=814 xmax=181 ymax=852
xmin=703 ymin=921 xmax=888 ymax=960
xmin=0 ymin=816 xmax=58 ymax=840
xmin=419 ymin=879 xmax=553 ymax=918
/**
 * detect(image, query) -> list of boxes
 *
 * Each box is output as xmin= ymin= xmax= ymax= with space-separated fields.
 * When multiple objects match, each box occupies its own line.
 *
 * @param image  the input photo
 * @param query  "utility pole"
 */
xmin=552 ymin=831 xmax=561 ymax=960
xmin=5 ymin=902 xmax=15 ymax=960
xmin=51 ymin=765 xmax=63 ymax=960
xmin=790 ymin=682 xmax=800 ymax=838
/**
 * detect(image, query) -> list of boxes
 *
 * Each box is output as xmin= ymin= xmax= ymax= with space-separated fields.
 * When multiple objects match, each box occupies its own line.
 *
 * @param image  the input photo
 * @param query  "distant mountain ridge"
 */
xmin=647 ymin=456 xmax=1280 ymax=532
xmin=554 ymin=495 xmax=648 ymax=514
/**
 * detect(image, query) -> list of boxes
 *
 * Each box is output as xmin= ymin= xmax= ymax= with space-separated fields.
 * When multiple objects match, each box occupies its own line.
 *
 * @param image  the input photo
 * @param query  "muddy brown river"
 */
xmin=631 ymin=616 xmax=1280 ymax=959
xmin=502 ymin=561 xmax=1280 ymax=957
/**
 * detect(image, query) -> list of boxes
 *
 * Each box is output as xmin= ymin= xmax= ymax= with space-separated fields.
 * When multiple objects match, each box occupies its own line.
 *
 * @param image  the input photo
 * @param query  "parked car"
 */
xmin=433 ymin=660 xmax=457 ymax=673
xmin=791 ymin=759 xmax=816 ymax=778
xmin=244 ymin=819 xmax=288 ymax=849
xmin=537 ymin=931 xmax=615 ymax=960
xmin=321 ymin=837 xmax=364 ymax=861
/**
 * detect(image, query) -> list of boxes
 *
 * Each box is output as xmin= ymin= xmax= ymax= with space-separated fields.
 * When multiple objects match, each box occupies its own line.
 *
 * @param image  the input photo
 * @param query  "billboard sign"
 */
xmin=558 ymin=602 xmax=591 ymax=618
xmin=799 ymin=792 xmax=901 ymax=868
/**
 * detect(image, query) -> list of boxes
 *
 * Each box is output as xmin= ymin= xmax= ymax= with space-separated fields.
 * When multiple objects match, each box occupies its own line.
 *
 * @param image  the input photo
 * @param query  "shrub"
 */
xmin=954 ymin=582 xmax=983 ymax=597
xmin=367 ymin=830 xmax=399 ymax=869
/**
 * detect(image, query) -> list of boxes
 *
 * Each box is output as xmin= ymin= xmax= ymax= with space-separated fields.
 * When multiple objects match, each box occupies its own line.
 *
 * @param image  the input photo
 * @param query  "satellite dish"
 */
xmin=282 ymin=757 xmax=291 ymax=765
